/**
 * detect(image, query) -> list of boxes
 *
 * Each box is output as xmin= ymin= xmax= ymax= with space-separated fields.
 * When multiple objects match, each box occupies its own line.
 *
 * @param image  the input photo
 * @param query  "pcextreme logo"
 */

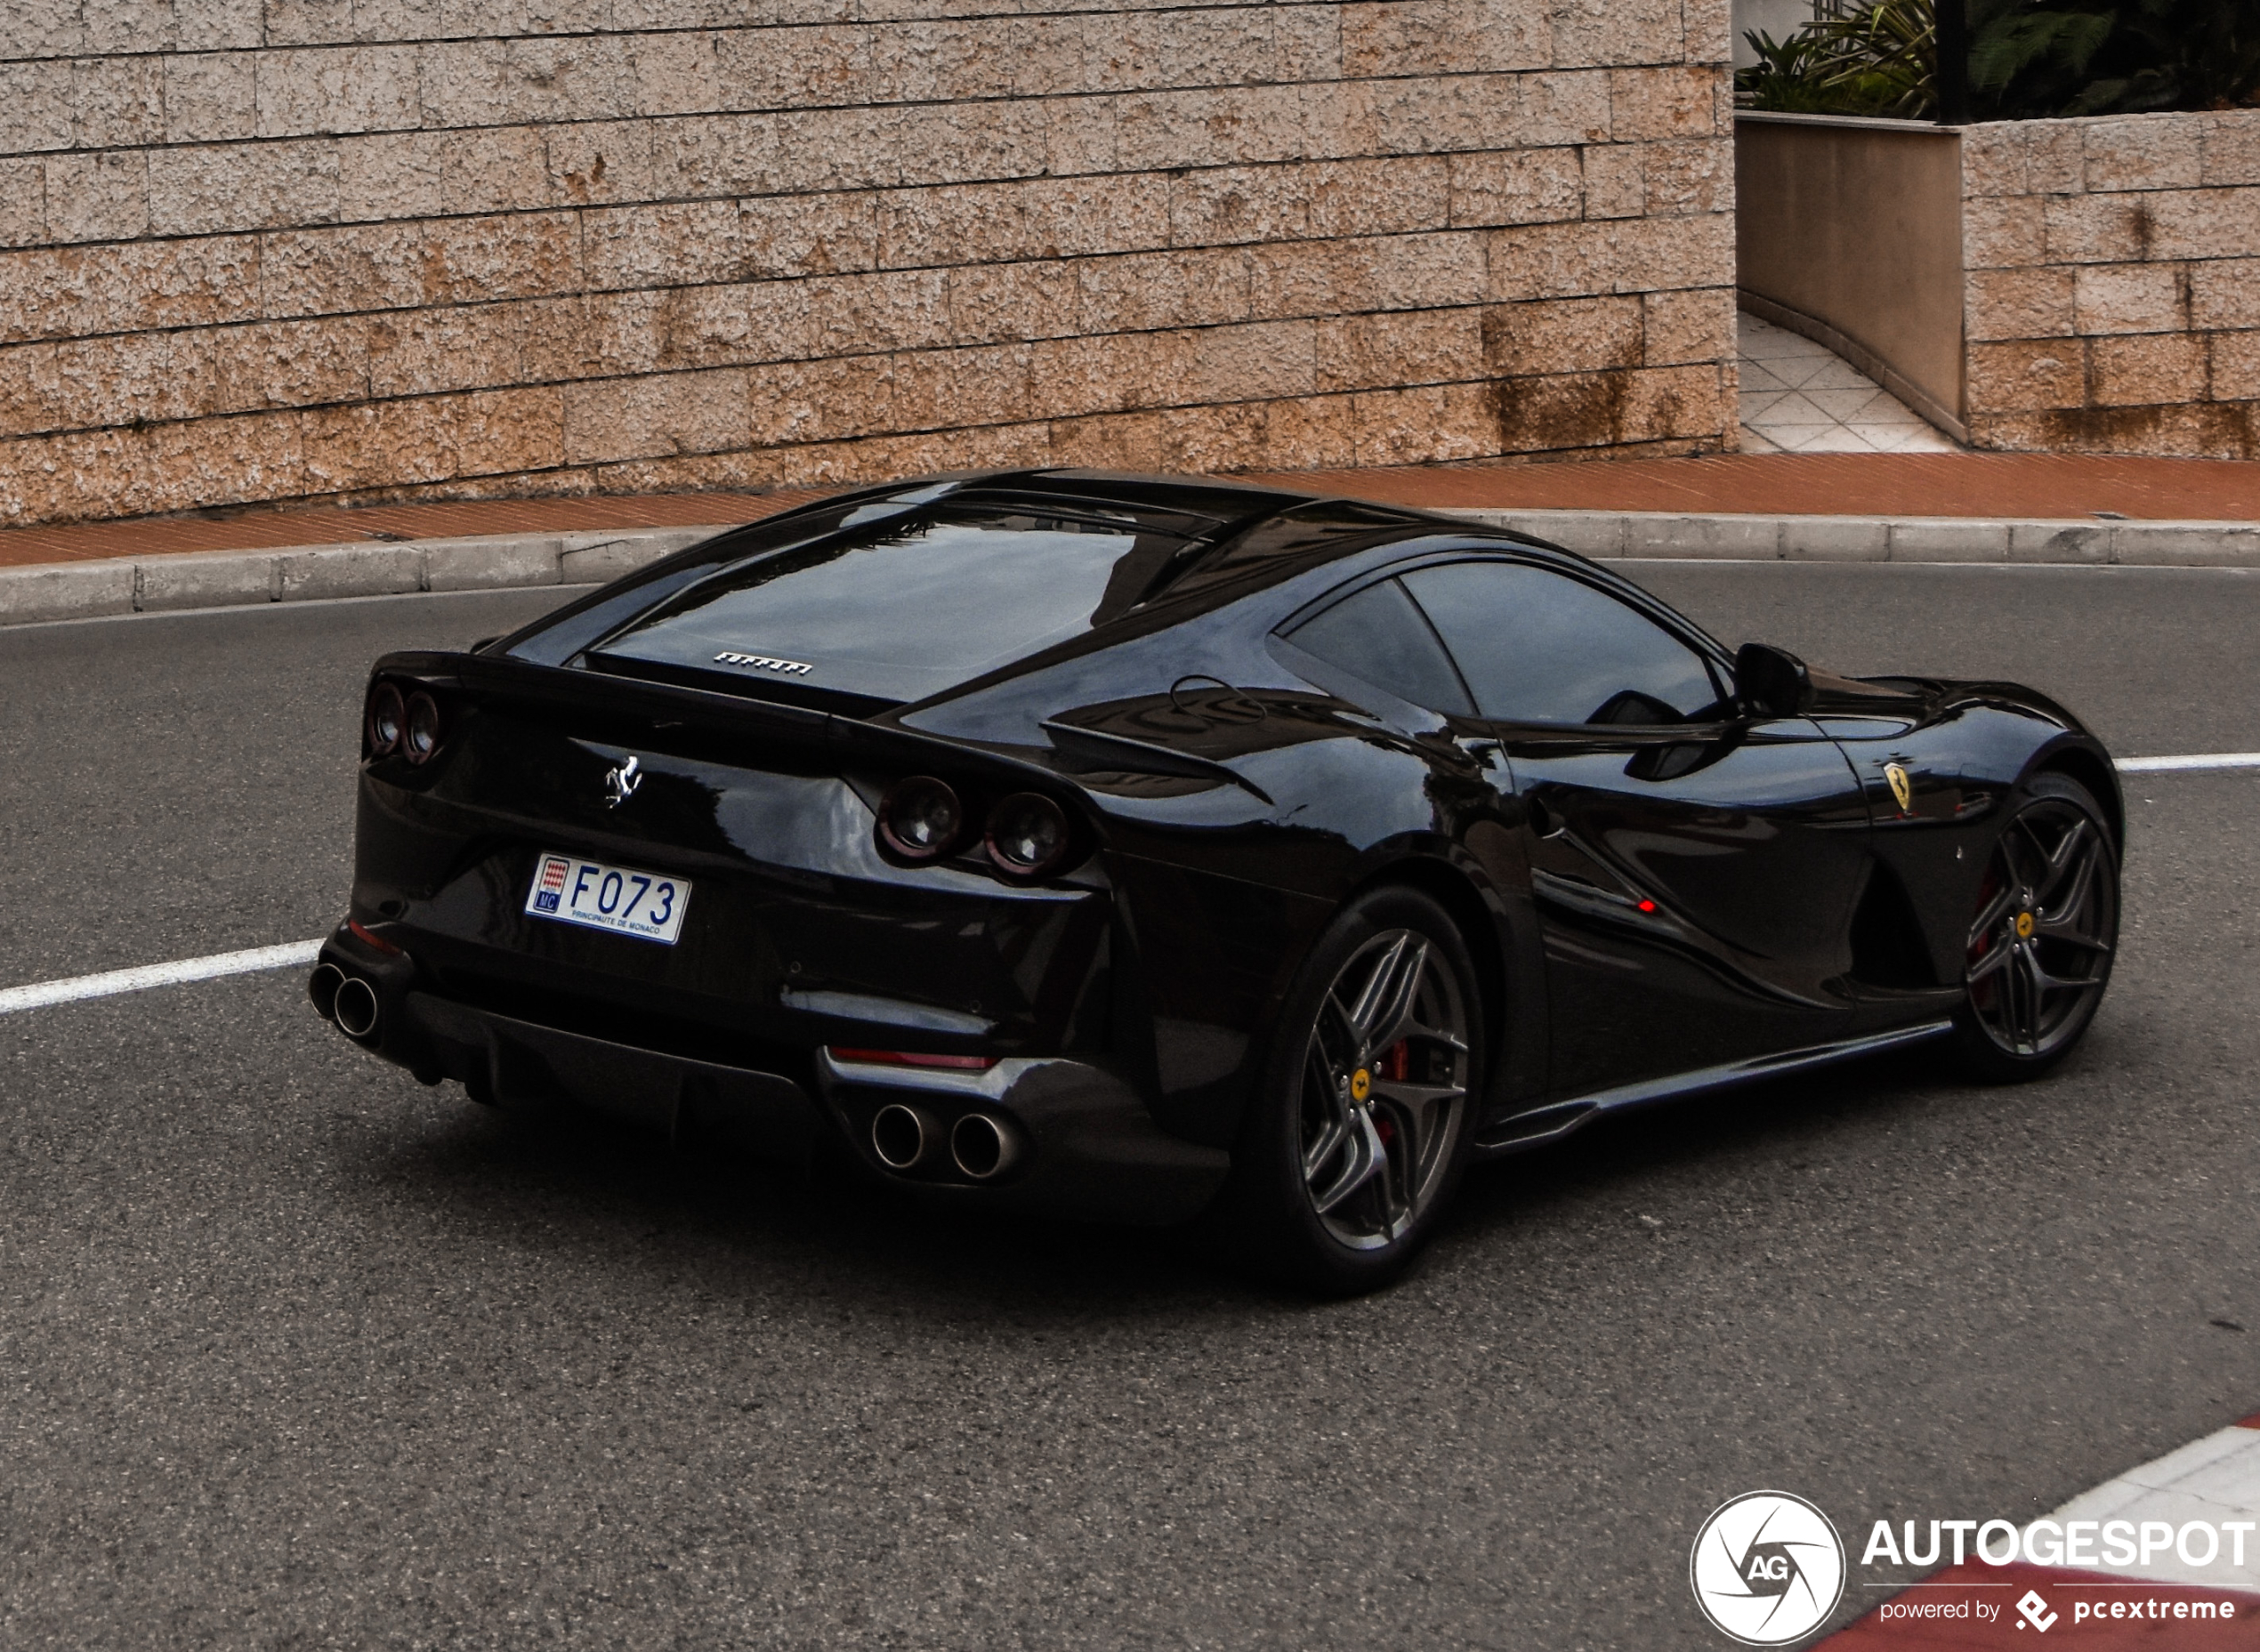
xmin=1691 ymin=1490 xmax=1848 ymax=1646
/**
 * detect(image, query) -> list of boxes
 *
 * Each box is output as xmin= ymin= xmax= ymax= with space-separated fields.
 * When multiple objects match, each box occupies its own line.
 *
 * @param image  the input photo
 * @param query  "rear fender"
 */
xmin=1102 ymin=847 xmax=1335 ymax=1149
xmin=1337 ymin=842 xmax=1549 ymax=1124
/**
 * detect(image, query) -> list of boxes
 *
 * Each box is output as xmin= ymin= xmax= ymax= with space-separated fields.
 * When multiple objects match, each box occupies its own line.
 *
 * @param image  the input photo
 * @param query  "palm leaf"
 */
xmin=1737 ymin=0 xmax=2260 ymax=117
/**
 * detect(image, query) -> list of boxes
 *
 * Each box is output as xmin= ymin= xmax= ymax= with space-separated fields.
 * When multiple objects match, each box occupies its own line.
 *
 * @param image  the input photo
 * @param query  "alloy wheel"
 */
xmin=1297 ymin=929 xmax=1472 ymax=1251
xmin=1965 ymin=794 xmax=2116 ymax=1060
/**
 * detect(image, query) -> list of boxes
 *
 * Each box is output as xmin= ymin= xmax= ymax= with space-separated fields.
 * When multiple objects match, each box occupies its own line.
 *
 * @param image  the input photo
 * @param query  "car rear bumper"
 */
xmin=311 ymin=928 xmax=1229 ymax=1227
xmin=813 ymin=1048 xmax=1230 ymax=1224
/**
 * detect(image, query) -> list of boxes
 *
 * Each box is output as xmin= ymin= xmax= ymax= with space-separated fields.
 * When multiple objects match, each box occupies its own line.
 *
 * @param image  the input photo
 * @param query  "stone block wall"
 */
xmin=0 ymin=2 xmax=1739 ymax=528
xmin=1963 ymin=109 xmax=2260 ymax=459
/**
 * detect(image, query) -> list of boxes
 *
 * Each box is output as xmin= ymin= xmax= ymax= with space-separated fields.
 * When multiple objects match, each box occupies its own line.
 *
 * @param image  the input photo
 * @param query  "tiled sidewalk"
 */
xmin=1737 ymin=314 xmax=1963 ymax=455
xmin=4 ymin=453 xmax=2260 ymax=574
xmin=1824 ymin=1412 xmax=2260 ymax=1648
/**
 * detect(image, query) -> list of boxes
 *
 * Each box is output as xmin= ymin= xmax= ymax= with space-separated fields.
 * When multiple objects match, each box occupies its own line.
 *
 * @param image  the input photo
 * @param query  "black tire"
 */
xmin=1950 ymin=771 xmax=2119 ymax=1083
xmin=1217 ymin=885 xmax=1484 ymax=1295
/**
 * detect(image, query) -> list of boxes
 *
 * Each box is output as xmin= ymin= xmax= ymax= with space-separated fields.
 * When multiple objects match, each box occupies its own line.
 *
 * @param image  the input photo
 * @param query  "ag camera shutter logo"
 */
xmin=1691 ymin=1490 xmax=1847 ymax=1645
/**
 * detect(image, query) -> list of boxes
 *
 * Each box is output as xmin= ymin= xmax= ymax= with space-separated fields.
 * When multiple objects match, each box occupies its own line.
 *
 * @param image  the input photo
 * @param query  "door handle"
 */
xmin=1526 ymin=794 xmax=1566 ymax=839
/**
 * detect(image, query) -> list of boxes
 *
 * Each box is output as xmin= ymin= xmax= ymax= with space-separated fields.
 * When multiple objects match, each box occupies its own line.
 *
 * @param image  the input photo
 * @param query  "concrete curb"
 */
xmin=1436 ymin=508 xmax=2260 ymax=567
xmin=5 ymin=509 xmax=2260 ymax=630
xmin=0 ymin=525 xmax=730 ymax=628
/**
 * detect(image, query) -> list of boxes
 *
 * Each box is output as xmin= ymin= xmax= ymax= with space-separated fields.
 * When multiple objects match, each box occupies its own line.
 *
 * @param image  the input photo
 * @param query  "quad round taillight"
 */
xmin=365 ymin=682 xmax=405 ymax=757
xmin=986 ymin=792 xmax=1072 ymax=879
xmin=403 ymin=691 xmax=442 ymax=765
xmin=878 ymin=776 xmax=965 ymax=860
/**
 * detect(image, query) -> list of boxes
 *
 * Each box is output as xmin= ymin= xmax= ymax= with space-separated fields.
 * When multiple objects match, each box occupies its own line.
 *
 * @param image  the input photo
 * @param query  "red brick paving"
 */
xmin=4 ymin=454 xmax=2259 ymax=572
xmin=0 ymin=490 xmax=828 ymax=568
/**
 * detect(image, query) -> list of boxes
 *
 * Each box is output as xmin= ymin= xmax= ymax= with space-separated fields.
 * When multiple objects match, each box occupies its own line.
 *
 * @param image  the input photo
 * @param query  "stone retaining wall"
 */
xmin=1963 ymin=109 xmax=2260 ymax=459
xmin=0 ymin=2 xmax=1739 ymax=527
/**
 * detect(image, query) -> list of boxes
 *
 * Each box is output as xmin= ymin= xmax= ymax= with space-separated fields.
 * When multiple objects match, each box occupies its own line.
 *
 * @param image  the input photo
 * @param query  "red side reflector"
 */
xmin=1635 ymin=899 xmax=1658 ymax=914
xmin=348 ymin=920 xmax=403 ymax=955
xmin=827 ymin=1046 xmax=998 ymax=1071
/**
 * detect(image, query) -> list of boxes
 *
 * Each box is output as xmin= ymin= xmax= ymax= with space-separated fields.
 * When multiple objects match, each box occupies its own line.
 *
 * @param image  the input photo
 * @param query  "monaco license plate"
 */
xmin=525 ymin=852 xmax=690 ymax=944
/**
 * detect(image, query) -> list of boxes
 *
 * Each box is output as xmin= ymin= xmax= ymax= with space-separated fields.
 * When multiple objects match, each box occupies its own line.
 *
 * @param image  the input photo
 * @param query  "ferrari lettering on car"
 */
xmin=712 ymin=650 xmax=813 ymax=674
xmin=311 ymin=469 xmax=2123 ymax=1293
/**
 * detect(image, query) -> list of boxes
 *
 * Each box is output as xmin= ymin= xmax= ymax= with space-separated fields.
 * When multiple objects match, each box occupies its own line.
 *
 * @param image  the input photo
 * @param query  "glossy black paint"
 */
xmin=321 ymin=468 xmax=2121 ymax=1221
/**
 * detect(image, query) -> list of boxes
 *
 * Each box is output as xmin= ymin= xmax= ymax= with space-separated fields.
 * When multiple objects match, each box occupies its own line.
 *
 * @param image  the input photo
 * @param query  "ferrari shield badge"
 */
xmin=1884 ymin=762 xmax=1913 ymax=814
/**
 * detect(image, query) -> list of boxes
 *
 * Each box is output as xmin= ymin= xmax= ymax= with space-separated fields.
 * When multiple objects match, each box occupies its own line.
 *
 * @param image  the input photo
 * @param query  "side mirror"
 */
xmin=1735 ymin=642 xmax=1814 ymax=718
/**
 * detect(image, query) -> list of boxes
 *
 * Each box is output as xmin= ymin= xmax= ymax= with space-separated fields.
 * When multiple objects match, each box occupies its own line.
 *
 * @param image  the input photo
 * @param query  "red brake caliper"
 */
xmin=1971 ymin=871 xmax=1998 ymax=960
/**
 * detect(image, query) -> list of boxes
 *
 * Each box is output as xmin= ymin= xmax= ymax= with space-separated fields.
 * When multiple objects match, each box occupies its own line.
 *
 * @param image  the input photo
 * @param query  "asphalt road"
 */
xmin=3 ymin=566 xmax=2257 ymax=1649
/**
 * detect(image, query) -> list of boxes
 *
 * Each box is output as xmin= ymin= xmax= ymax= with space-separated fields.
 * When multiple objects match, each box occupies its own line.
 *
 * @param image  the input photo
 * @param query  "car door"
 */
xmin=1397 ymin=556 xmax=1876 ymax=1098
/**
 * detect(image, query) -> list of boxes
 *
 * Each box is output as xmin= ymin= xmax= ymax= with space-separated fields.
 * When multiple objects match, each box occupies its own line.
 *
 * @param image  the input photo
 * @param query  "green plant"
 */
xmin=1969 ymin=0 xmax=2260 ymax=115
xmin=1739 ymin=0 xmax=1940 ymax=117
xmin=1739 ymin=28 xmax=1874 ymax=113
xmin=1737 ymin=0 xmax=2260 ymax=120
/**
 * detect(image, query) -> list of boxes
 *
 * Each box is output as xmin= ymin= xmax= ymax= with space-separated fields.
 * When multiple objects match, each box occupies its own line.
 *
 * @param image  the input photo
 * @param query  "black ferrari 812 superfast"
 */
xmin=313 ymin=470 xmax=2120 ymax=1290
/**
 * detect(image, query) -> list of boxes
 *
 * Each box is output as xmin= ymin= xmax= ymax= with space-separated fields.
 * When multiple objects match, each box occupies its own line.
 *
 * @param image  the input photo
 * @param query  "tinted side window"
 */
xmin=1400 ymin=561 xmax=1724 ymax=725
xmin=1284 ymin=577 xmax=1473 ymax=715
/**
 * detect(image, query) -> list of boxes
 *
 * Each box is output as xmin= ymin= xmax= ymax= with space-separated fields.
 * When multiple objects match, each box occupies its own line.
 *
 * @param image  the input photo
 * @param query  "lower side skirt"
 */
xmin=1472 ymin=1019 xmax=1957 ymax=1156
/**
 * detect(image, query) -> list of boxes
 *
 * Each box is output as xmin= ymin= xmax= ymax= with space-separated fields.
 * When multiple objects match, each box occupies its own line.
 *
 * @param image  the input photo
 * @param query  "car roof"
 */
xmin=878 ymin=468 xmax=1472 ymax=601
xmin=500 ymin=467 xmax=1563 ymax=716
xmin=931 ymin=466 xmax=1337 ymax=521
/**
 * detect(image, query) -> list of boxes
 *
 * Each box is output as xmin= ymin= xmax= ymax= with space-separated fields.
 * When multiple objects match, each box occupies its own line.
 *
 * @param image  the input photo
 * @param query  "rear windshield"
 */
xmin=588 ymin=504 xmax=1198 ymax=706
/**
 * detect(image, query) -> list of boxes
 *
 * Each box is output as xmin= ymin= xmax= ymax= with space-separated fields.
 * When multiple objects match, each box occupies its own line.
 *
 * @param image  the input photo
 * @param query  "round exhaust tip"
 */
xmin=307 ymin=963 xmax=345 ymax=1021
xmin=333 ymin=977 xmax=382 ymax=1040
xmin=871 ymin=1103 xmax=935 ymax=1171
xmin=949 ymin=1112 xmax=1021 ymax=1181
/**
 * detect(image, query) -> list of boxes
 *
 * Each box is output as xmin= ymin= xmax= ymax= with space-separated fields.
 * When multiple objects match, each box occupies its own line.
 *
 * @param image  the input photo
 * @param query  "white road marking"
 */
xmin=2118 ymin=753 xmax=2260 ymax=773
xmin=0 ymin=940 xmax=320 ymax=1017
